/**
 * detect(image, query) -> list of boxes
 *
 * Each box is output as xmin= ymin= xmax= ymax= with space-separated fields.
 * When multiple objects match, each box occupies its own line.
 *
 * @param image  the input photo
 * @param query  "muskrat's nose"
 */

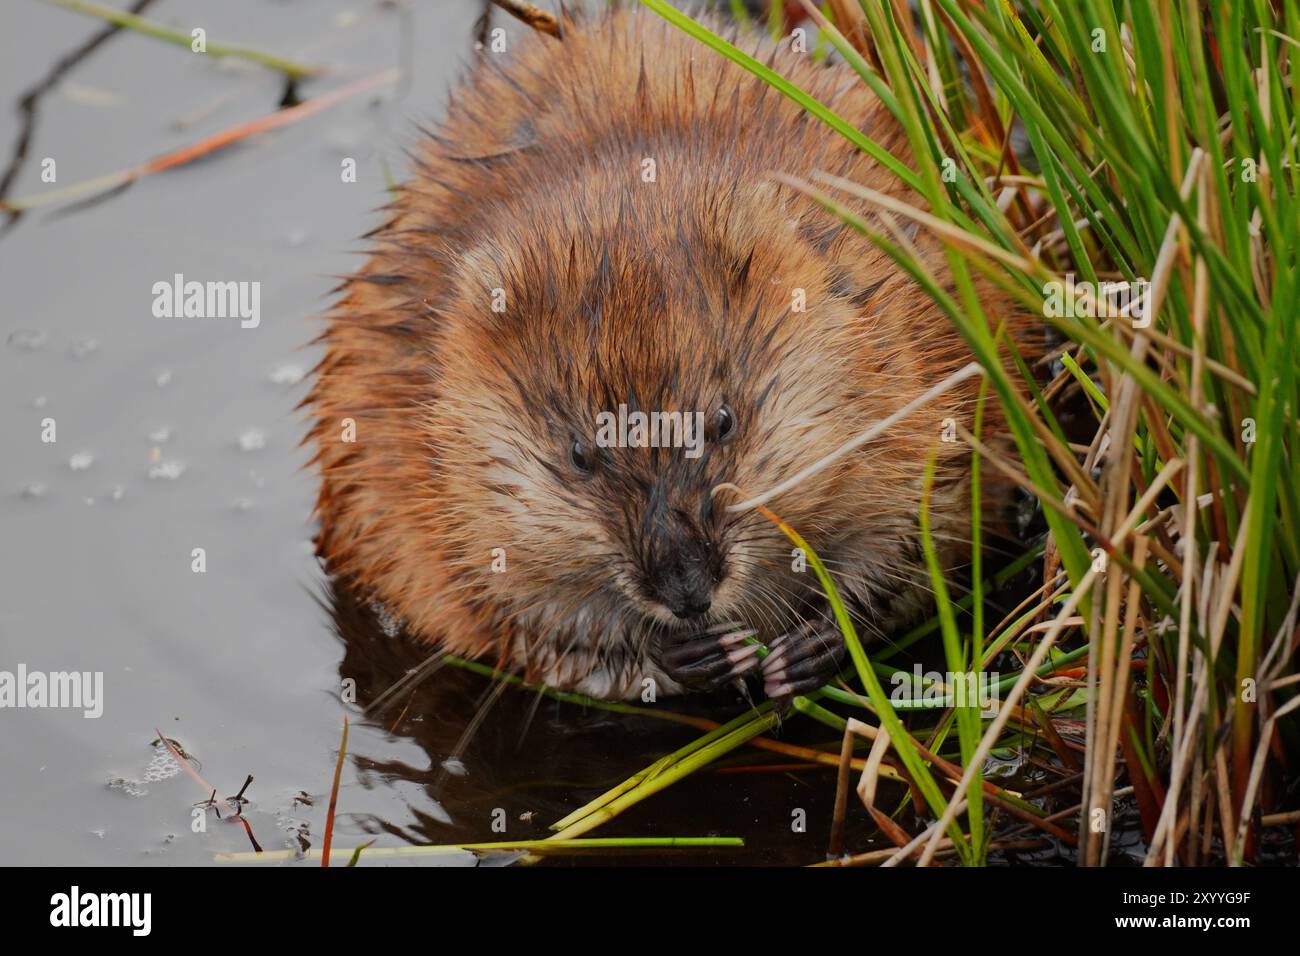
xmin=660 ymin=582 xmax=712 ymax=621
xmin=654 ymin=557 xmax=714 ymax=619
xmin=644 ymin=496 xmax=721 ymax=619
xmin=668 ymin=591 xmax=712 ymax=620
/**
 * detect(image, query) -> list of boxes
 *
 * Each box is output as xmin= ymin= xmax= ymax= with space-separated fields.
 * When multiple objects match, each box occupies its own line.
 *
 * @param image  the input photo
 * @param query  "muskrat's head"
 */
xmin=426 ymin=181 xmax=952 ymax=644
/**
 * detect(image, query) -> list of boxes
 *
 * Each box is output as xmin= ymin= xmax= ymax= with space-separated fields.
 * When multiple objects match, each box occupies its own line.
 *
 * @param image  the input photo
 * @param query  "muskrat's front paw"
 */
xmin=762 ymin=623 xmax=846 ymax=703
xmin=654 ymin=621 xmax=762 ymax=693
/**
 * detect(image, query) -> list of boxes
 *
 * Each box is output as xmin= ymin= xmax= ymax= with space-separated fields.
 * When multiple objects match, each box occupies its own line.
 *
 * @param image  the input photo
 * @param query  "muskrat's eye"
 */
xmin=570 ymin=439 xmax=593 ymax=475
xmin=714 ymin=404 xmax=737 ymax=443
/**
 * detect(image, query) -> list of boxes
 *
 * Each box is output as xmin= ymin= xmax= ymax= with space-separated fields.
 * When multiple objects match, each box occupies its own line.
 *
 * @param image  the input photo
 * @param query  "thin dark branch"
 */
xmin=0 ymin=0 xmax=157 ymax=206
xmin=489 ymin=0 xmax=564 ymax=39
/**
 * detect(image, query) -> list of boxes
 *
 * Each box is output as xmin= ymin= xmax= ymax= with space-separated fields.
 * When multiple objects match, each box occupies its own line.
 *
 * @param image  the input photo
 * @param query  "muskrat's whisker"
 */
xmin=514 ymin=687 xmax=548 ymax=752
xmin=740 ymin=579 xmax=808 ymax=637
xmin=437 ymin=677 xmax=512 ymax=788
xmin=364 ymin=648 xmax=450 ymax=718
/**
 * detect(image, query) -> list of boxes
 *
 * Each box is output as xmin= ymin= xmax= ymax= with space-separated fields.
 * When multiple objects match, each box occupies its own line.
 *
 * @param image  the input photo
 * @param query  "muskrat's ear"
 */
xmin=797 ymin=215 xmax=850 ymax=255
xmin=767 ymin=178 xmax=854 ymax=256
xmin=715 ymin=179 xmax=795 ymax=288
xmin=744 ymin=179 xmax=794 ymax=226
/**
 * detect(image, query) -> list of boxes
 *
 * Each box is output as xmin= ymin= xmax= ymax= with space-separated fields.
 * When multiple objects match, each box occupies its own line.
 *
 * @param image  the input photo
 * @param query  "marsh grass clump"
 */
xmin=539 ymin=0 xmax=1299 ymax=866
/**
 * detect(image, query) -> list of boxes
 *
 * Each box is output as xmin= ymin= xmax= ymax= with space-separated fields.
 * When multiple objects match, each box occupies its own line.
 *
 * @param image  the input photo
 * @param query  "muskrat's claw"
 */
xmin=762 ymin=623 xmax=846 ymax=704
xmin=655 ymin=622 xmax=762 ymax=693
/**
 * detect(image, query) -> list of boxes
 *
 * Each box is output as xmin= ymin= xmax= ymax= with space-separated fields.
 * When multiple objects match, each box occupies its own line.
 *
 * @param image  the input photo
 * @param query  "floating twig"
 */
xmin=488 ymin=0 xmax=564 ymax=39
xmin=0 ymin=67 xmax=399 ymax=213
xmin=153 ymin=728 xmax=262 ymax=851
xmin=216 ymin=836 xmax=743 ymax=864
xmin=321 ymin=714 xmax=349 ymax=868
xmin=44 ymin=0 xmax=320 ymax=77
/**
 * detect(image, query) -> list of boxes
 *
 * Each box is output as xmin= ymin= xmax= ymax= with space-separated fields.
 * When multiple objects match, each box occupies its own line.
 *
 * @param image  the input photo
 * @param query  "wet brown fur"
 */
xmin=306 ymin=7 xmax=1037 ymax=700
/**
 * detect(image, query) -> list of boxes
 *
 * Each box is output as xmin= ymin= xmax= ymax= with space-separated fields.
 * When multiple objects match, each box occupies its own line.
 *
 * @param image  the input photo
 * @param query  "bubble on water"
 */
xmin=21 ymin=482 xmax=46 ymax=499
xmin=148 ymin=459 xmax=186 ymax=481
xmin=148 ymin=426 xmax=171 ymax=443
xmin=109 ymin=484 xmax=126 ymax=502
xmin=106 ymin=776 xmax=149 ymax=798
xmin=274 ymin=808 xmax=311 ymax=840
xmin=142 ymin=751 xmax=180 ymax=783
xmin=70 ymin=337 xmax=100 ymax=359
xmin=268 ymin=362 xmax=306 ymax=386
xmin=8 ymin=329 xmax=47 ymax=351
xmin=69 ymin=451 xmax=95 ymax=471
xmin=155 ymin=369 xmax=173 ymax=388
xmin=238 ymin=428 xmax=267 ymax=452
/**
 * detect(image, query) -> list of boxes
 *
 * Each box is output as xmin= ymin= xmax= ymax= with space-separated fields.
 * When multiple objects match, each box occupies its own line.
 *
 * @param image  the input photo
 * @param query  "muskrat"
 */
xmin=307 ymin=6 xmax=1028 ymax=703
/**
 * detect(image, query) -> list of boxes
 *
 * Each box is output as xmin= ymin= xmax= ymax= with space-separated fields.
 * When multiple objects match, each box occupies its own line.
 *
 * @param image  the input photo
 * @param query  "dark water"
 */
xmin=0 ymin=0 xmax=904 ymax=868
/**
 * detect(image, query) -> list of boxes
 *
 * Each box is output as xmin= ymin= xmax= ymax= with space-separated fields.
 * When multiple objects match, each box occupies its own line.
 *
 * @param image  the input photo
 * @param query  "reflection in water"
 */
xmin=321 ymin=578 xmax=868 ymax=865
